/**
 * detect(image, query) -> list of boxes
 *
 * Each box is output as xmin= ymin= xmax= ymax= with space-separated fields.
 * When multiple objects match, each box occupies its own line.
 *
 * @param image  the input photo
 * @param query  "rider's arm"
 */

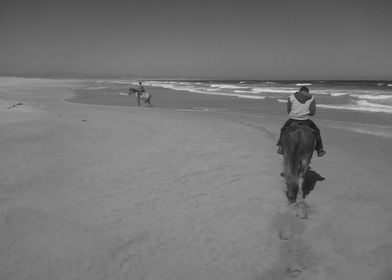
xmin=286 ymin=97 xmax=292 ymax=114
xmin=309 ymin=99 xmax=316 ymax=116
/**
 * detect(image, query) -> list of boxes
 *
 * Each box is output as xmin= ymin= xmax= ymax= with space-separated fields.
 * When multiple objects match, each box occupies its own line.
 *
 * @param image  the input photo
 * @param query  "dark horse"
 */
xmin=281 ymin=123 xmax=316 ymax=203
xmin=129 ymin=88 xmax=152 ymax=106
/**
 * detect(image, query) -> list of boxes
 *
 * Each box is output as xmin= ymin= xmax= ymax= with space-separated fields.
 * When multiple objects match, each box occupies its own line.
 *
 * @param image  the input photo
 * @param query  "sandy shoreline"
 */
xmin=1 ymin=79 xmax=391 ymax=279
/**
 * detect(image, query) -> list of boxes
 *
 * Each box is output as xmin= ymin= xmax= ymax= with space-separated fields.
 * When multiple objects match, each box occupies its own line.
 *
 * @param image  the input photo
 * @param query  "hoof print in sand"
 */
xmin=286 ymin=266 xmax=302 ymax=278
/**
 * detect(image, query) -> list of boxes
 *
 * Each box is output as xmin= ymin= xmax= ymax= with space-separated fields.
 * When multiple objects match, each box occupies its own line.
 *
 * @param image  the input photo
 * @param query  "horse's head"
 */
xmin=129 ymin=88 xmax=138 ymax=95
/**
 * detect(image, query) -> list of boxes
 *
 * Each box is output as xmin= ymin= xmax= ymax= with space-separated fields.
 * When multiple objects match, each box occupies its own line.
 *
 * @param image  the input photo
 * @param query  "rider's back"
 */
xmin=289 ymin=92 xmax=315 ymax=120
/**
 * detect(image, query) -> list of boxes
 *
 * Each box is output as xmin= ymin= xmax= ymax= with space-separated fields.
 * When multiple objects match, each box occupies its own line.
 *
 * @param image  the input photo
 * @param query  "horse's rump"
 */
xmin=140 ymin=92 xmax=150 ymax=99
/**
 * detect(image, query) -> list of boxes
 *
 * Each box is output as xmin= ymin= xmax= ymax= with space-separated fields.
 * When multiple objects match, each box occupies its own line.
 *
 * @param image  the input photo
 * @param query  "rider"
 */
xmin=277 ymin=86 xmax=326 ymax=157
xmin=136 ymin=81 xmax=145 ymax=106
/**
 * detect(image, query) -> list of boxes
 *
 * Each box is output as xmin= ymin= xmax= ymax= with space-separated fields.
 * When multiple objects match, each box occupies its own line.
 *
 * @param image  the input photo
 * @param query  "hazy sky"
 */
xmin=1 ymin=0 xmax=391 ymax=79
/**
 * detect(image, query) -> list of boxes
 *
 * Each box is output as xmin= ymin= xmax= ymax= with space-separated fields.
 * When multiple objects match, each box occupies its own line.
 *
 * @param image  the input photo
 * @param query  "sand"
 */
xmin=0 ymin=78 xmax=391 ymax=280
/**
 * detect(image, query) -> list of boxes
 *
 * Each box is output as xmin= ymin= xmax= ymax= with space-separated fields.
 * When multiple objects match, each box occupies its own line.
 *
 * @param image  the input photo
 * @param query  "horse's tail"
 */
xmin=286 ymin=129 xmax=313 ymax=179
xmin=282 ymin=125 xmax=315 ymax=202
xmin=287 ymin=130 xmax=304 ymax=169
xmin=283 ymin=129 xmax=305 ymax=202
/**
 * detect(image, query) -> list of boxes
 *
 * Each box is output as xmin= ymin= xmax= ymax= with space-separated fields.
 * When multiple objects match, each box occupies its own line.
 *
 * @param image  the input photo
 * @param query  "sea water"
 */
xmin=85 ymin=79 xmax=392 ymax=137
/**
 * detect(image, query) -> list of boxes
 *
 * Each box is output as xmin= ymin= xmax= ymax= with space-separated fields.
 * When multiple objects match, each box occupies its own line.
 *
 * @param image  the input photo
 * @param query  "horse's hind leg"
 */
xmin=299 ymin=157 xmax=311 ymax=199
xmin=286 ymin=179 xmax=299 ymax=204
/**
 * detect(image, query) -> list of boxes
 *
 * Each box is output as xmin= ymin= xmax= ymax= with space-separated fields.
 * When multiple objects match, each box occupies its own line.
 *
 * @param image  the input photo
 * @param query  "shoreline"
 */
xmin=69 ymin=85 xmax=392 ymax=139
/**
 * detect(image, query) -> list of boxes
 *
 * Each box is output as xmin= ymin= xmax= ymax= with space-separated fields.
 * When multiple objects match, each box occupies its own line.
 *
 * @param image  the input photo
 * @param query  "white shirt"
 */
xmin=289 ymin=94 xmax=315 ymax=120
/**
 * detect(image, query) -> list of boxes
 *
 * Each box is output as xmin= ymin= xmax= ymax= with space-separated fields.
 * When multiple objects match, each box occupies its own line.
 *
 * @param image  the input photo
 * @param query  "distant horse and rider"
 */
xmin=277 ymin=86 xmax=326 ymax=203
xmin=129 ymin=81 xmax=151 ymax=106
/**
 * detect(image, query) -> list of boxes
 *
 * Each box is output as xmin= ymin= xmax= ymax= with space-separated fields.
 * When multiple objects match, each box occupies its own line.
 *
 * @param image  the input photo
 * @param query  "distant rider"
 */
xmin=137 ymin=81 xmax=145 ymax=106
xmin=277 ymin=86 xmax=326 ymax=157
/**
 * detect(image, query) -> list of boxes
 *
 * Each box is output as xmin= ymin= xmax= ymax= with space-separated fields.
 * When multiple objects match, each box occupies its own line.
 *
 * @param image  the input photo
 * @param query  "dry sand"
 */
xmin=0 ymin=79 xmax=391 ymax=280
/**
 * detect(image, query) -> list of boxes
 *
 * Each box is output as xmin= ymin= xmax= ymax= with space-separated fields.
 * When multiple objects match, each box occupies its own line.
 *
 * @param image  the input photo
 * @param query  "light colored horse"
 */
xmin=129 ymin=88 xmax=152 ymax=106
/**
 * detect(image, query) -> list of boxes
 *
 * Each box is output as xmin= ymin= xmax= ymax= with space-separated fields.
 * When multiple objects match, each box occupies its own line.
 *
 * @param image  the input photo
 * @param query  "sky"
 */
xmin=1 ymin=0 xmax=391 ymax=80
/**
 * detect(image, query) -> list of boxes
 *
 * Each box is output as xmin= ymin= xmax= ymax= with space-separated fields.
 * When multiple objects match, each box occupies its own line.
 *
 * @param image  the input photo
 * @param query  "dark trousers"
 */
xmin=136 ymin=93 xmax=141 ymax=106
xmin=277 ymin=119 xmax=324 ymax=151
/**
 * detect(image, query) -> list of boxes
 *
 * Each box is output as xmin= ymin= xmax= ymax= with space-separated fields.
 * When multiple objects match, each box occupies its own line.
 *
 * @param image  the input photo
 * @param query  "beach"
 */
xmin=0 ymin=78 xmax=391 ymax=280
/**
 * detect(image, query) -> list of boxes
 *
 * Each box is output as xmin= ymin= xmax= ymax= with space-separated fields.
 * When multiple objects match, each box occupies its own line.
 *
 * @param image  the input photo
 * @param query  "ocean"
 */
xmin=79 ymin=79 xmax=392 ymax=138
xmin=90 ymin=79 xmax=392 ymax=113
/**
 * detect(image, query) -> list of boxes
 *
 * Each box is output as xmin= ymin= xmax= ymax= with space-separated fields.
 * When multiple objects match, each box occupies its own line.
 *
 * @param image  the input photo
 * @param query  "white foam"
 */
xmin=296 ymin=83 xmax=312 ymax=86
xmin=318 ymin=100 xmax=392 ymax=114
xmin=237 ymin=95 xmax=266 ymax=100
xmin=233 ymin=87 xmax=295 ymax=94
xmin=127 ymin=80 xmax=392 ymax=112
xmin=250 ymin=87 xmax=295 ymax=94
xmin=350 ymin=94 xmax=392 ymax=100
xmin=210 ymin=84 xmax=249 ymax=90
xmin=110 ymin=80 xmax=133 ymax=84
xmin=192 ymin=107 xmax=228 ymax=112
xmin=312 ymin=89 xmax=343 ymax=95
xmin=358 ymin=100 xmax=392 ymax=109
xmin=85 ymin=86 xmax=107 ymax=90
xmin=330 ymin=92 xmax=349 ymax=96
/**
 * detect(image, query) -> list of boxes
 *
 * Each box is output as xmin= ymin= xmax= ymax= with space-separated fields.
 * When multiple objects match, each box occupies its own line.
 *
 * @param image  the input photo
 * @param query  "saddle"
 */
xmin=287 ymin=120 xmax=316 ymax=134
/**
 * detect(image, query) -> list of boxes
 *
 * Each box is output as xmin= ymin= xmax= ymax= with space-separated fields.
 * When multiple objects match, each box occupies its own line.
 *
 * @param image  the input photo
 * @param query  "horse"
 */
xmin=129 ymin=88 xmax=152 ymax=106
xmin=281 ymin=123 xmax=316 ymax=203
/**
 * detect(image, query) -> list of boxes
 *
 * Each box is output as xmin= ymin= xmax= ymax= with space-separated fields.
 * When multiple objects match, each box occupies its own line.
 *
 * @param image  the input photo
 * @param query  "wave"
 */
xmin=110 ymin=80 xmax=133 ymax=84
xmin=312 ymin=89 xmax=353 ymax=96
xmin=330 ymin=92 xmax=349 ymax=96
xmin=350 ymin=94 xmax=392 ymax=100
xmin=85 ymin=86 xmax=107 ymax=90
xmin=313 ymin=89 xmax=392 ymax=99
xmin=234 ymin=87 xmax=296 ymax=94
xmin=210 ymin=84 xmax=249 ymax=90
xmin=123 ymin=80 xmax=392 ymax=113
xmin=147 ymin=80 xmax=295 ymax=98
xmin=296 ymin=83 xmax=312 ymax=86
xmin=318 ymin=100 xmax=392 ymax=114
